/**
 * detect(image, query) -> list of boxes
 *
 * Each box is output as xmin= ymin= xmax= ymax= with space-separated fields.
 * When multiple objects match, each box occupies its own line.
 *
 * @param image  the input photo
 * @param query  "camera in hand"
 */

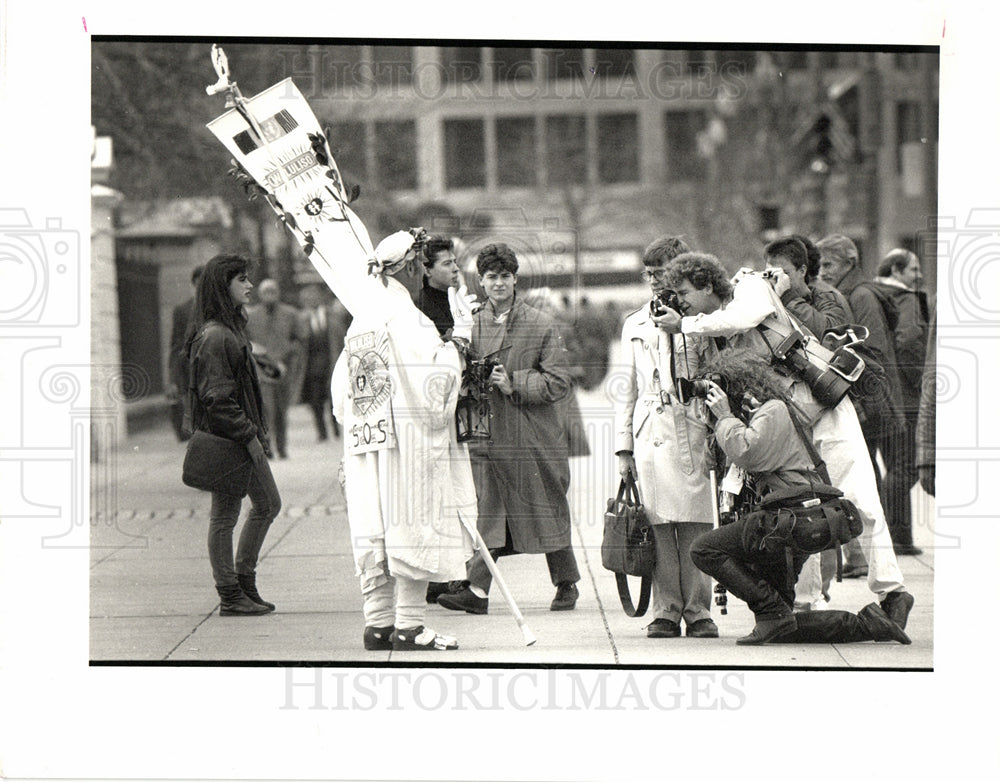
xmin=675 ymin=372 xmax=727 ymax=405
xmin=465 ymin=357 xmax=499 ymax=392
xmin=649 ymin=289 xmax=682 ymax=317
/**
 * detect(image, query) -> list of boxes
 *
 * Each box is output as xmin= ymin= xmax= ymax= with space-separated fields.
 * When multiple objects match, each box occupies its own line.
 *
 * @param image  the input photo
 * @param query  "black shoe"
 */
xmin=686 ymin=618 xmax=720 ymax=638
xmin=390 ymin=625 xmax=458 ymax=651
xmin=216 ymin=584 xmax=272 ymax=616
xmin=363 ymin=624 xmax=395 ymax=651
xmin=736 ymin=614 xmax=797 ymax=645
xmin=893 ymin=544 xmax=923 ymax=556
xmin=426 ymin=580 xmax=466 ymax=604
xmin=550 ymin=582 xmax=579 ymax=611
xmin=858 ymin=603 xmax=912 ymax=644
xmin=437 ymin=587 xmax=489 ymax=615
xmin=237 ymin=573 xmax=275 ymax=611
xmin=647 ymin=618 xmax=681 ymax=638
xmin=841 ymin=564 xmax=869 ymax=579
xmin=880 ymin=589 xmax=915 ymax=630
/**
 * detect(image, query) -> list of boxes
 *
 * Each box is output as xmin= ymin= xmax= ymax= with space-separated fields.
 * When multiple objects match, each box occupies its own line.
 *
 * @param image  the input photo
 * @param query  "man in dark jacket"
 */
xmin=817 ymin=235 xmax=919 ymax=556
xmin=437 ymin=243 xmax=581 ymax=615
xmin=764 ymin=236 xmax=853 ymax=339
xmin=415 ymin=235 xmax=461 ymax=338
xmin=868 ymin=248 xmax=932 ymax=554
xmin=298 ymin=283 xmax=350 ymax=441
xmin=167 ymin=265 xmax=203 ymax=441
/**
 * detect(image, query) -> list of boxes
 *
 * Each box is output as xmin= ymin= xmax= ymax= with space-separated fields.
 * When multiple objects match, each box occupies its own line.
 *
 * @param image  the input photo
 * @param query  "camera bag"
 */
xmin=739 ymin=402 xmax=863 ymax=583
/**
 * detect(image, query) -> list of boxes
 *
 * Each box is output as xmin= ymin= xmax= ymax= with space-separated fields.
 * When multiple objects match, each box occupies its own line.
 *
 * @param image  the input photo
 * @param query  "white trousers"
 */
xmin=361 ymin=571 xmax=427 ymax=630
xmin=795 ymin=398 xmax=905 ymax=602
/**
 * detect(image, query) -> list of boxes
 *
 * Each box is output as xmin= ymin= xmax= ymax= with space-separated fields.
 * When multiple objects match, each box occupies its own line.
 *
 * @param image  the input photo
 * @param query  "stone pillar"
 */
xmin=90 ymin=133 xmax=125 ymax=463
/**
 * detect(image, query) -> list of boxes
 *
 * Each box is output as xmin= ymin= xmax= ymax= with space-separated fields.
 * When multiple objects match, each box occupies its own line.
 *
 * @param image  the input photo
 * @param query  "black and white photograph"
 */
xmin=1 ymin=1 xmax=998 ymax=780
xmin=87 ymin=37 xmax=938 ymax=668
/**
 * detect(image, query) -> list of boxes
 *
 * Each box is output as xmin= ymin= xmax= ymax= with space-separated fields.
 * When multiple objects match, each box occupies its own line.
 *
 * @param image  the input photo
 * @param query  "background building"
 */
xmin=91 ymin=41 xmax=938 ymax=430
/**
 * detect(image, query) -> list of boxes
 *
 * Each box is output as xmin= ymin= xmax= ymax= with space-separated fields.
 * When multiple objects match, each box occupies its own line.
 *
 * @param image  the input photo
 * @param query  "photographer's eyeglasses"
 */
xmin=640 ymin=267 xmax=669 ymax=282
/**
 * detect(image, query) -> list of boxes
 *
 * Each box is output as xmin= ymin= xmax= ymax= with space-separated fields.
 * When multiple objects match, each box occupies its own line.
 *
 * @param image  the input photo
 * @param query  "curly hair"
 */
xmin=665 ymin=252 xmax=733 ymax=299
xmin=476 ymin=242 xmax=519 ymax=275
xmin=700 ymin=347 xmax=790 ymax=412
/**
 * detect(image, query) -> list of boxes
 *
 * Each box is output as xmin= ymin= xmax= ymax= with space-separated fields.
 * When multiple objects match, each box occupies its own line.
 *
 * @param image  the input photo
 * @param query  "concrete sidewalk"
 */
xmin=90 ymin=395 xmax=934 ymax=668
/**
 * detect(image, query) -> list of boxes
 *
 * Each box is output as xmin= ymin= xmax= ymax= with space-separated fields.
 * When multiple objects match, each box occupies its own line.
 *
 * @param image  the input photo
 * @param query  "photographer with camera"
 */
xmin=657 ymin=252 xmax=914 ymax=631
xmin=688 ymin=348 xmax=910 ymax=645
xmin=437 ymin=243 xmax=581 ymax=616
xmin=613 ymin=235 xmax=719 ymax=639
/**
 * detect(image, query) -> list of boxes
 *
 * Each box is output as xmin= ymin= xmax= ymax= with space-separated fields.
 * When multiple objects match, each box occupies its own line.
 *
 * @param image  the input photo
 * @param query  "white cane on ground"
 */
xmin=457 ymin=514 xmax=537 ymax=646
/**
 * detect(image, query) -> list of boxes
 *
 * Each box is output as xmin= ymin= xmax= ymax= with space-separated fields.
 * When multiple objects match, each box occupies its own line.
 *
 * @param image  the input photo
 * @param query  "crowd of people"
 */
xmin=176 ymin=225 xmax=933 ymax=651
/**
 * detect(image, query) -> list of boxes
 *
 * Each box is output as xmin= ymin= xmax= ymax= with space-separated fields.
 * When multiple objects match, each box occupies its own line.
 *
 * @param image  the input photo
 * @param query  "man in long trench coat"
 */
xmin=438 ymin=243 xmax=582 ymax=614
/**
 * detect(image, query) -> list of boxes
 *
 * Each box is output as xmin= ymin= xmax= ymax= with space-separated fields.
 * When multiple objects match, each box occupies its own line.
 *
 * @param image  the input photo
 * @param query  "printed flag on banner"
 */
xmin=206 ymin=79 xmax=352 ymax=230
xmin=205 ymin=69 xmax=382 ymax=319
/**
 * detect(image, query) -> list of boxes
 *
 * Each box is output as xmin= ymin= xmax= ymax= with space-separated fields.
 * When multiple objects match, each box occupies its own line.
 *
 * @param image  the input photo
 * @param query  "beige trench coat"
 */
xmin=614 ymin=306 xmax=715 ymax=524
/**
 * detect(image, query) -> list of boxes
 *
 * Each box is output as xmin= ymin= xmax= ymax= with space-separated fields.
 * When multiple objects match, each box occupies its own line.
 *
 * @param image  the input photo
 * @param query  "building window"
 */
xmin=685 ymin=50 xmax=714 ymax=76
xmin=592 ymin=48 xmax=635 ymax=77
xmin=894 ymin=52 xmax=921 ymax=71
xmin=371 ymin=45 xmax=413 ymax=86
xmin=492 ymin=47 xmax=535 ymax=82
xmin=715 ymin=50 xmax=756 ymax=77
xmin=818 ymin=51 xmax=840 ymax=69
xmin=325 ymin=120 xmax=368 ymax=183
xmin=542 ymin=48 xmax=584 ymax=80
xmin=440 ymin=46 xmax=482 ymax=84
xmin=783 ymin=51 xmax=810 ymax=70
xmin=322 ymin=45 xmax=364 ymax=90
xmin=444 ymin=119 xmax=486 ymax=188
xmin=545 ymin=114 xmax=588 ymax=185
xmin=496 ymin=117 xmax=537 ymax=186
xmin=664 ymin=110 xmax=707 ymax=180
xmin=597 ymin=113 xmax=639 ymax=183
xmin=374 ymin=120 xmax=417 ymax=190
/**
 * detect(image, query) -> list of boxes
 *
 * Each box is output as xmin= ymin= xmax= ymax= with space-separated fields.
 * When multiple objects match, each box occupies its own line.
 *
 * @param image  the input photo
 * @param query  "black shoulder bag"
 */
xmin=601 ymin=473 xmax=656 ymax=617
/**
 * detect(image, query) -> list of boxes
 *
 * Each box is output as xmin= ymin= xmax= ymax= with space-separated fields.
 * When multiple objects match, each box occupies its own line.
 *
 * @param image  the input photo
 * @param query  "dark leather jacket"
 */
xmin=187 ymin=321 xmax=269 ymax=451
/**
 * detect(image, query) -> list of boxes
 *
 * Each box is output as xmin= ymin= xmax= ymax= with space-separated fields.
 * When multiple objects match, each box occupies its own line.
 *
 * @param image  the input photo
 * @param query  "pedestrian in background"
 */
xmin=185 ymin=254 xmax=280 ymax=616
xmin=870 ymin=248 xmax=932 ymax=554
xmin=167 ymin=265 xmax=203 ymax=441
xmin=246 ymin=278 xmax=305 ymax=459
xmin=299 ymin=283 xmax=350 ymax=441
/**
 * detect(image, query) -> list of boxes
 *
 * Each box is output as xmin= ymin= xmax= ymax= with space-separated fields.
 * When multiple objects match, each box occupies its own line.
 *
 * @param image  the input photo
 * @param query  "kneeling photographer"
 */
xmin=689 ymin=348 xmax=910 ymax=646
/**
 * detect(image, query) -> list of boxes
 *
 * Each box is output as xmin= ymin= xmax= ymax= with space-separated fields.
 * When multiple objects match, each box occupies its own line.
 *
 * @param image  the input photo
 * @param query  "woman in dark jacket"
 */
xmin=185 ymin=254 xmax=281 ymax=616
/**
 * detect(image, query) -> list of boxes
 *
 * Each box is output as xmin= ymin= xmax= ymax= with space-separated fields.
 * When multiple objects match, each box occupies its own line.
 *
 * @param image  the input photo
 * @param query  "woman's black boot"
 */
xmin=237 ymin=573 xmax=276 ymax=611
xmin=217 ymin=583 xmax=272 ymax=616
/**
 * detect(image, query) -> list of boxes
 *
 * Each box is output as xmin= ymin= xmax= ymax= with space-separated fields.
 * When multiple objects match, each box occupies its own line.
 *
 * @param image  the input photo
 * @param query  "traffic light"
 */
xmin=812 ymin=112 xmax=834 ymax=172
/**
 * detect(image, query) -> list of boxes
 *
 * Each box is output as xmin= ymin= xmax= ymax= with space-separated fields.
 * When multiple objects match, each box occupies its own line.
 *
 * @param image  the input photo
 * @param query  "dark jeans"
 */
xmin=690 ymin=521 xmax=808 ymax=621
xmin=771 ymin=611 xmax=871 ymax=643
xmin=467 ymin=524 xmax=580 ymax=594
xmin=208 ymin=455 xmax=281 ymax=587
xmin=880 ymin=411 xmax=918 ymax=547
